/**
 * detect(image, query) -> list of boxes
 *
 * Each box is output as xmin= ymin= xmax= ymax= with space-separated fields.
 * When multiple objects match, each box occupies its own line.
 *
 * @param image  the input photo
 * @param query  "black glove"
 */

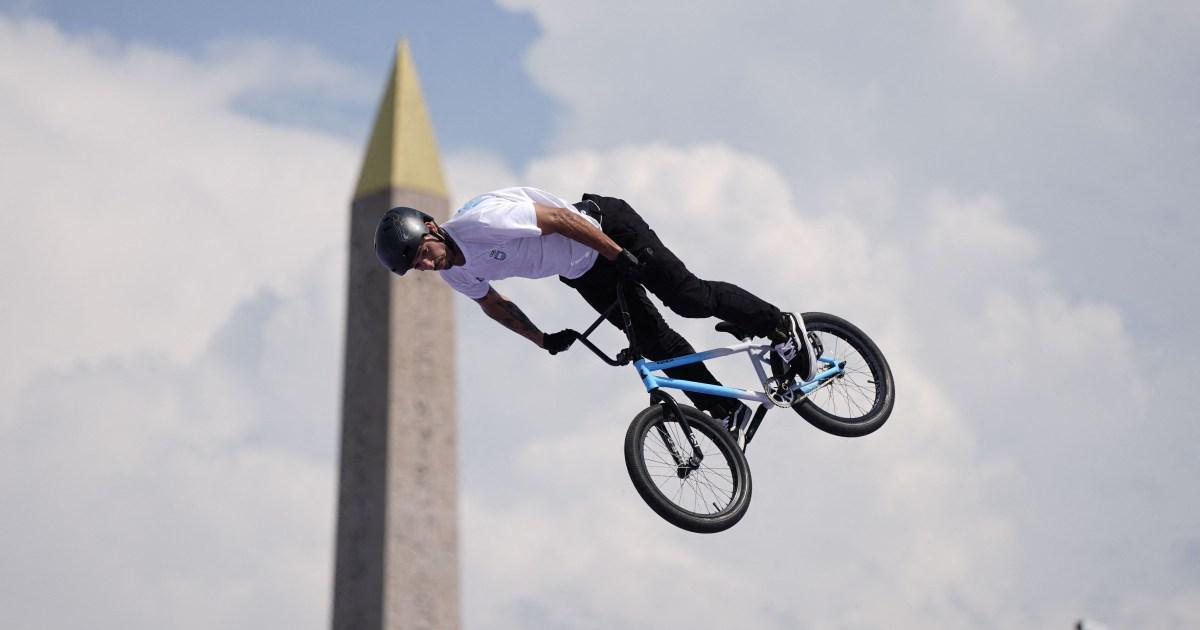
xmin=614 ymin=248 xmax=645 ymax=281
xmin=543 ymin=329 xmax=579 ymax=355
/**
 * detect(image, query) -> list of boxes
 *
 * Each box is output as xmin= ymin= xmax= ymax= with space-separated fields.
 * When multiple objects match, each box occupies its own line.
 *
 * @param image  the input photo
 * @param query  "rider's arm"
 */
xmin=534 ymin=203 xmax=621 ymax=260
xmin=475 ymin=287 xmax=546 ymax=347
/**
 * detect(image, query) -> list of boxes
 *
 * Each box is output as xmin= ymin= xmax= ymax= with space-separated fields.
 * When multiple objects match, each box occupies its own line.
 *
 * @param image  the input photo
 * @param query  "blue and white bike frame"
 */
xmin=575 ymin=283 xmax=846 ymax=449
xmin=635 ymin=343 xmax=845 ymax=406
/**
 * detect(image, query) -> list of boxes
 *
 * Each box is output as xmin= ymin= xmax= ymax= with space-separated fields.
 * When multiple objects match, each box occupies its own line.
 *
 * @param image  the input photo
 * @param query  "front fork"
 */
xmin=649 ymin=389 xmax=705 ymax=477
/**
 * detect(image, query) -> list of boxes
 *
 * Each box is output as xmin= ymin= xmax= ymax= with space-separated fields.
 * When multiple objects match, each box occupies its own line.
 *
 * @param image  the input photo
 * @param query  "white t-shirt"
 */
xmin=438 ymin=187 xmax=601 ymax=299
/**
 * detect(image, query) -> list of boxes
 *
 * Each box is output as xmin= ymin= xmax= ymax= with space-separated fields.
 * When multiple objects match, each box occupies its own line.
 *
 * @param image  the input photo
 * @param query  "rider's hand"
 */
xmin=614 ymin=249 xmax=644 ymax=281
xmin=543 ymin=329 xmax=579 ymax=355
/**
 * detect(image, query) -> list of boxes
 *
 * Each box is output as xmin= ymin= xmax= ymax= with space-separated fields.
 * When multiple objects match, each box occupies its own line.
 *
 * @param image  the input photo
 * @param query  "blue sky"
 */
xmin=1 ymin=2 xmax=1198 ymax=629
xmin=7 ymin=0 xmax=558 ymax=160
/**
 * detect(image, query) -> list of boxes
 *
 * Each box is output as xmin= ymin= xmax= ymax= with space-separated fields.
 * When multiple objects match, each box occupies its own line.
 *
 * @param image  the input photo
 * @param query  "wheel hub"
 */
xmin=675 ymin=455 xmax=702 ymax=479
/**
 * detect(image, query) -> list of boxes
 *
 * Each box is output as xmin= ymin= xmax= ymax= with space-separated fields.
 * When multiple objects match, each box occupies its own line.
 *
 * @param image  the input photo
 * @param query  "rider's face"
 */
xmin=412 ymin=233 xmax=450 ymax=272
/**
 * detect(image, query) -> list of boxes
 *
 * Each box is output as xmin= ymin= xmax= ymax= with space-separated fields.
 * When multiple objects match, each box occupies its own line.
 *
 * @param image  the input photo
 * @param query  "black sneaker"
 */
xmin=716 ymin=403 xmax=753 ymax=432
xmin=770 ymin=313 xmax=818 ymax=381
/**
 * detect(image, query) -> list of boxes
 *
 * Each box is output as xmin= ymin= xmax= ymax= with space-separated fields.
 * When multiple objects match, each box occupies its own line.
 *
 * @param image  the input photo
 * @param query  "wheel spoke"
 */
xmin=805 ymin=326 xmax=884 ymax=422
xmin=640 ymin=416 xmax=741 ymax=517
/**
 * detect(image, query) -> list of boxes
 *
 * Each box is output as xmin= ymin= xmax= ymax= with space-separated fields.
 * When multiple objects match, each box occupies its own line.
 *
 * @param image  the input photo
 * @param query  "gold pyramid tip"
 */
xmin=354 ymin=40 xmax=448 ymax=200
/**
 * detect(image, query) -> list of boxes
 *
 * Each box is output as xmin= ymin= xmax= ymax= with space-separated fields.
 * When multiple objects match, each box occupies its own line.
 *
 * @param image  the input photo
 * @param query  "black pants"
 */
xmin=560 ymin=194 xmax=782 ymax=416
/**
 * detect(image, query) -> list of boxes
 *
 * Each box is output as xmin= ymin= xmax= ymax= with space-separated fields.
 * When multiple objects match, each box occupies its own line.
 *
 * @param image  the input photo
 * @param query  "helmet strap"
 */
xmin=429 ymin=226 xmax=462 ymax=265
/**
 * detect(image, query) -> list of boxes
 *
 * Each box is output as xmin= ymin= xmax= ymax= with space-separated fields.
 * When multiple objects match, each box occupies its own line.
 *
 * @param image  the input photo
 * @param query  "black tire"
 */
xmin=793 ymin=312 xmax=896 ymax=437
xmin=624 ymin=403 xmax=752 ymax=533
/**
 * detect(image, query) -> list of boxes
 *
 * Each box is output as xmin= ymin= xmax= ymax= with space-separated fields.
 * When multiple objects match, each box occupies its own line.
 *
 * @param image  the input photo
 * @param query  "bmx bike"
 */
xmin=572 ymin=282 xmax=895 ymax=533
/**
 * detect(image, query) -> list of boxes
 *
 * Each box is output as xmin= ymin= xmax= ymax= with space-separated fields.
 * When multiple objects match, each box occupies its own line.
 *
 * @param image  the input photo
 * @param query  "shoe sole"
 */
xmin=790 ymin=313 xmax=819 ymax=382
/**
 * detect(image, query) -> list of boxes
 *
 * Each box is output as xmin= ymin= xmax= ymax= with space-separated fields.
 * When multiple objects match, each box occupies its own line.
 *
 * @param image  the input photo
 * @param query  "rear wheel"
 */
xmin=793 ymin=312 xmax=895 ymax=437
xmin=624 ymin=404 xmax=752 ymax=533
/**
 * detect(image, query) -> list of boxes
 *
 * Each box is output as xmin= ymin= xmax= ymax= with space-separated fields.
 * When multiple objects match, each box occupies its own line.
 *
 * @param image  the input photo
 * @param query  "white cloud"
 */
xmin=0 ymin=15 xmax=350 ymax=629
xmin=947 ymin=0 xmax=1142 ymax=77
xmin=948 ymin=0 xmax=1040 ymax=77
xmin=445 ymin=142 xmax=1191 ymax=628
xmin=454 ymin=11 xmax=1200 ymax=625
xmin=497 ymin=0 xmax=1200 ymax=363
xmin=4 ymin=8 xmax=1197 ymax=630
xmin=0 ymin=15 xmax=357 ymax=401
xmin=445 ymin=148 xmax=521 ymax=209
xmin=0 ymin=279 xmax=340 ymax=629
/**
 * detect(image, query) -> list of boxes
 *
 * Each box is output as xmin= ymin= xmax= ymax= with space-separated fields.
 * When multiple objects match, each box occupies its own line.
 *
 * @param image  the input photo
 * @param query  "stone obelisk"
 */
xmin=332 ymin=41 xmax=458 ymax=630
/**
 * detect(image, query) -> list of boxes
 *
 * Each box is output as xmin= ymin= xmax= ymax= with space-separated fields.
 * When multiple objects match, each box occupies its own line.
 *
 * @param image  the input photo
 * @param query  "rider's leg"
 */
xmin=581 ymin=194 xmax=784 ymax=338
xmin=560 ymin=261 xmax=744 ymax=418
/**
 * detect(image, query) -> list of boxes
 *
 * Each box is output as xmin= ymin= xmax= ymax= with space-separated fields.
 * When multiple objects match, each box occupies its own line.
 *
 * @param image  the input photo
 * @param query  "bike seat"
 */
xmin=715 ymin=321 xmax=752 ymax=340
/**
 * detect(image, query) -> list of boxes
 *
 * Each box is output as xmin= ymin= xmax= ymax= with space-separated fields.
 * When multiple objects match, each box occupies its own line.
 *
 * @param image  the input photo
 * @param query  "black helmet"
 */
xmin=374 ymin=206 xmax=435 ymax=275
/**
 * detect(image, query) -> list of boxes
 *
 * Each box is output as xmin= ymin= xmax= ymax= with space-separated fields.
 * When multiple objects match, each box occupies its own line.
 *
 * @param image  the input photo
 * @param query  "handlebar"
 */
xmin=573 ymin=281 xmax=638 ymax=366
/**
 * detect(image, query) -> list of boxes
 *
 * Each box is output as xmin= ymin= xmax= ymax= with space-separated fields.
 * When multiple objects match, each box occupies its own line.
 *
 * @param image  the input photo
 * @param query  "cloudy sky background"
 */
xmin=1 ymin=1 xmax=1197 ymax=628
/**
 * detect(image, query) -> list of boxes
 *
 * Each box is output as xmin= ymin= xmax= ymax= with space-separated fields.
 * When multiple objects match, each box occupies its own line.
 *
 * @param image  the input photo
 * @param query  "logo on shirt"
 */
xmin=456 ymin=195 xmax=488 ymax=217
xmin=488 ymin=249 xmax=507 ymax=261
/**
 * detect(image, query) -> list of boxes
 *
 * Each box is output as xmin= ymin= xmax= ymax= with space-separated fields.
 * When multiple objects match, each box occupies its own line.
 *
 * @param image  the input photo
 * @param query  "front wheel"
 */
xmin=624 ymin=404 xmax=752 ymax=533
xmin=793 ymin=312 xmax=896 ymax=437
